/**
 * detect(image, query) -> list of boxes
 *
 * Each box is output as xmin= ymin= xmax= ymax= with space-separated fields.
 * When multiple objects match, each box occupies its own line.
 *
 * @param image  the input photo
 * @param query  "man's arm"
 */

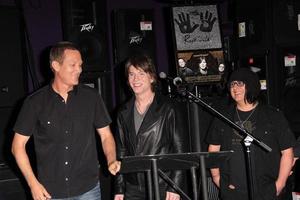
xmin=11 ymin=133 xmax=51 ymax=200
xmin=114 ymin=194 xmax=124 ymax=200
xmin=96 ymin=126 xmax=121 ymax=175
xmin=275 ymin=147 xmax=294 ymax=195
xmin=208 ymin=144 xmax=221 ymax=188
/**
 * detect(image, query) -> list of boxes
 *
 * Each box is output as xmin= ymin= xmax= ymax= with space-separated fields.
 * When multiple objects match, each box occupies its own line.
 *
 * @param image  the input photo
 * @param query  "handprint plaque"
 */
xmin=172 ymin=5 xmax=222 ymax=51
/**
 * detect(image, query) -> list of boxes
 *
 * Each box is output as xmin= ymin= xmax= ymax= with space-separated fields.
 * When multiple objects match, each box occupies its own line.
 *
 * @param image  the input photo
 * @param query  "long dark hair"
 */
xmin=228 ymin=67 xmax=261 ymax=104
xmin=125 ymin=54 xmax=157 ymax=91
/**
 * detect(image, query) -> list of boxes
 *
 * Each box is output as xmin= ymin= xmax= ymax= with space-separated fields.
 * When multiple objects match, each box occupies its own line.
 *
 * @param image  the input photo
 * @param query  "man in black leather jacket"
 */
xmin=114 ymin=54 xmax=187 ymax=200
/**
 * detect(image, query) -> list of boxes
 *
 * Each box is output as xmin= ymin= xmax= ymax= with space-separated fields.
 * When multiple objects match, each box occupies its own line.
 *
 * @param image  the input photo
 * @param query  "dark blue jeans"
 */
xmin=51 ymin=182 xmax=101 ymax=200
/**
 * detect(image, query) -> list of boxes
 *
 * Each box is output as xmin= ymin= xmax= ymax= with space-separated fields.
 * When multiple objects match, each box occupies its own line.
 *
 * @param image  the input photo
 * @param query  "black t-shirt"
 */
xmin=230 ymin=109 xmax=257 ymax=192
xmin=207 ymin=104 xmax=296 ymax=200
xmin=13 ymin=84 xmax=111 ymax=198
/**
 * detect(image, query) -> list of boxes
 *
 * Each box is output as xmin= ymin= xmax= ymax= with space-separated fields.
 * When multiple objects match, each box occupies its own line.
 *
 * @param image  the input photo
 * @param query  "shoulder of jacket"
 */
xmin=158 ymin=95 xmax=177 ymax=110
xmin=118 ymin=97 xmax=134 ymax=113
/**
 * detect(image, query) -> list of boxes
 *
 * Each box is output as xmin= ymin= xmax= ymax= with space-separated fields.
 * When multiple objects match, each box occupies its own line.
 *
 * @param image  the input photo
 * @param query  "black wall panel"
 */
xmin=273 ymin=0 xmax=300 ymax=45
xmin=112 ymin=9 xmax=156 ymax=64
xmin=0 ymin=6 xmax=25 ymax=108
xmin=61 ymin=0 xmax=109 ymax=72
xmin=0 ymin=166 xmax=28 ymax=200
xmin=0 ymin=6 xmax=28 ymax=200
xmin=0 ymin=6 xmax=26 ymax=164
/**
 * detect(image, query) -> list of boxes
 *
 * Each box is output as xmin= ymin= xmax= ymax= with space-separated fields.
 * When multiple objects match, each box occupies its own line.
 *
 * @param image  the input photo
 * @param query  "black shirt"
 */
xmin=14 ymin=84 xmax=111 ymax=198
xmin=207 ymin=104 xmax=296 ymax=200
xmin=230 ymin=110 xmax=257 ymax=193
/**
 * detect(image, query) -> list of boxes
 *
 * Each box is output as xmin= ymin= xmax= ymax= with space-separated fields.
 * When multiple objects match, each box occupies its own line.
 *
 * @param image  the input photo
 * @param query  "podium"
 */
xmin=119 ymin=151 xmax=232 ymax=200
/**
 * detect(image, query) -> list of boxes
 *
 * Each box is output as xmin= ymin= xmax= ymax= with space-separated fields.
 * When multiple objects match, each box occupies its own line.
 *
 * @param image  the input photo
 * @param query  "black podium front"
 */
xmin=119 ymin=151 xmax=232 ymax=200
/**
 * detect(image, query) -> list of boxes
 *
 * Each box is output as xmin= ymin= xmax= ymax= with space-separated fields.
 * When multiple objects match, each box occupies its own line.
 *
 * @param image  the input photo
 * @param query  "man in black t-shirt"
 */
xmin=207 ymin=68 xmax=295 ymax=200
xmin=11 ymin=41 xmax=120 ymax=200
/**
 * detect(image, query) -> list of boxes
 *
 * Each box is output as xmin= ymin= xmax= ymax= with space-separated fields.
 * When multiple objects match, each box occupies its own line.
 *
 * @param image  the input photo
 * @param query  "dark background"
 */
xmin=0 ymin=0 xmax=300 ymax=199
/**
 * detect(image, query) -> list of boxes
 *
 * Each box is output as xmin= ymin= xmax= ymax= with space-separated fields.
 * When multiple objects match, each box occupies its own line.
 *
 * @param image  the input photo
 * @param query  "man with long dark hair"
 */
xmin=207 ymin=67 xmax=295 ymax=200
xmin=114 ymin=54 xmax=186 ymax=200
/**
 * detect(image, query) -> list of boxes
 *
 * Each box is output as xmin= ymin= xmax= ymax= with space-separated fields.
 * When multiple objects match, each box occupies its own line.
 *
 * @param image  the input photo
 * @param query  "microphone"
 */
xmin=159 ymin=72 xmax=183 ymax=86
xmin=159 ymin=72 xmax=172 ymax=95
xmin=173 ymin=77 xmax=183 ymax=86
xmin=159 ymin=72 xmax=171 ymax=80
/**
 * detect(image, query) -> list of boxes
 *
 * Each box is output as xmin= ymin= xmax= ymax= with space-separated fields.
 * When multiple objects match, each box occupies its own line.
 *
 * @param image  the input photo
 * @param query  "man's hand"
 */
xmin=114 ymin=194 xmax=124 ymax=200
xmin=199 ymin=10 xmax=216 ymax=32
xmin=97 ymin=126 xmax=120 ymax=175
xmin=30 ymin=181 xmax=51 ymax=200
xmin=208 ymin=144 xmax=221 ymax=188
xmin=166 ymin=191 xmax=180 ymax=200
xmin=12 ymin=133 xmax=51 ymax=200
xmin=275 ymin=179 xmax=285 ymax=196
xmin=275 ymin=147 xmax=294 ymax=196
xmin=174 ymin=12 xmax=199 ymax=34
xmin=108 ymin=160 xmax=121 ymax=175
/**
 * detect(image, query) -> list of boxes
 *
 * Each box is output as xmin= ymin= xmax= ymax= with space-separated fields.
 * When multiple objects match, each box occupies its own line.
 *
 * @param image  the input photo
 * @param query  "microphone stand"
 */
xmin=179 ymin=87 xmax=272 ymax=200
xmin=167 ymin=80 xmax=172 ymax=98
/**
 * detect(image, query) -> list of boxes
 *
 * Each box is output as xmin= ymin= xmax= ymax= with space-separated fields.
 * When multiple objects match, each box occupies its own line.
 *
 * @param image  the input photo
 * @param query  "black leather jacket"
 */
xmin=114 ymin=94 xmax=187 ymax=194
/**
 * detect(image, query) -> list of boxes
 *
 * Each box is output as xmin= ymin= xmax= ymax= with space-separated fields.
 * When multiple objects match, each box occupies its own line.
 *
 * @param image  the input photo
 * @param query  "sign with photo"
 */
xmin=172 ymin=5 xmax=222 ymax=51
xmin=176 ymin=50 xmax=226 ymax=84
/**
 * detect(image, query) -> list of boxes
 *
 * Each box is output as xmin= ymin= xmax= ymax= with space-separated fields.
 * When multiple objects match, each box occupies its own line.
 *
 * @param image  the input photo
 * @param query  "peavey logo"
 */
xmin=80 ymin=23 xmax=94 ymax=32
xmin=129 ymin=35 xmax=143 ymax=44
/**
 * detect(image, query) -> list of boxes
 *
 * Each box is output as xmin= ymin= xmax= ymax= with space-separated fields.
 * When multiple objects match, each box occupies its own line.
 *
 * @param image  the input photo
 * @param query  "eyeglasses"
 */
xmin=230 ymin=81 xmax=245 ymax=88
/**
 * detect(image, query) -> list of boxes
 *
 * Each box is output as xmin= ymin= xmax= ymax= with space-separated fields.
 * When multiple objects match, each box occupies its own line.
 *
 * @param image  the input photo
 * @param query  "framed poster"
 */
xmin=176 ymin=50 xmax=226 ymax=84
xmin=172 ymin=5 xmax=222 ymax=51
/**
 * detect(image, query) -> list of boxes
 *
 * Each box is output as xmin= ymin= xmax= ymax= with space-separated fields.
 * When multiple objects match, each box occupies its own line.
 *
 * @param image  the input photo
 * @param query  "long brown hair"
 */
xmin=125 ymin=54 xmax=157 ymax=91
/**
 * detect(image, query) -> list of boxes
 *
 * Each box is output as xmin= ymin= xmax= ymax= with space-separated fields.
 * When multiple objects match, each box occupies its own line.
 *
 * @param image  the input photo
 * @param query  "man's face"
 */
xmin=53 ymin=49 xmax=83 ymax=87
xmin=128 ymin=65 xmax=153 ymax=96
xmin=218 ymin=64 xmax=225 ymax=72
xmin=199 ymin=58 xmax=207 ymax=69
xmin=230 ymin=81 xmax=246 ymax=104
xmin=178 ymin=59 xmax=186 ymax=68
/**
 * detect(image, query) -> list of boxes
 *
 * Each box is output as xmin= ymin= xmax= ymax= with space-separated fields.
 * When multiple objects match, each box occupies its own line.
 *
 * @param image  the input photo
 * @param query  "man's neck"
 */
xmin=236 ymin=101 xmax=258 ymax=112
xmin=52 ymin=80 xmax=74 ymax=101
xmin=135 ymin=91 xmax=155 ymax=114
xmin=135 ymin=91 xmax=155 ymax=105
